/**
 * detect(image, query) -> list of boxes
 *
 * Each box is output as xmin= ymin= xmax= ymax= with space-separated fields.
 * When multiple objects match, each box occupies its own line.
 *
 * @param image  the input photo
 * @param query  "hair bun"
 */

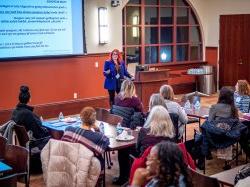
xmin=20 ymin=85 xmax=29 ymax=93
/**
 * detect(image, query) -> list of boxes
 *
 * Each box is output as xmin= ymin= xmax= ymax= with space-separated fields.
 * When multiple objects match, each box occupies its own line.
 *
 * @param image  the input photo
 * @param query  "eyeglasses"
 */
xmin=112 ymin=53 xmax=118 ymax=56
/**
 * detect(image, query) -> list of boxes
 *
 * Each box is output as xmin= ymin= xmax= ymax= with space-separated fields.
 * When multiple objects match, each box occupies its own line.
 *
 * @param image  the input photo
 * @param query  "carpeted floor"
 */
xmin=17 ymin=94 xmax=248 ymax=187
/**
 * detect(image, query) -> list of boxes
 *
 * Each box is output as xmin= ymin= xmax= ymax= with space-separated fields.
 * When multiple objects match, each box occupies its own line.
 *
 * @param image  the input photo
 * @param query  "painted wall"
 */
xmin=189 ymin=0 xmax=250 ymax=47
xmin=85 ymin=0 xmax=123 ymax=53
xmin=0 ymin=55 xmax=109 ymax=110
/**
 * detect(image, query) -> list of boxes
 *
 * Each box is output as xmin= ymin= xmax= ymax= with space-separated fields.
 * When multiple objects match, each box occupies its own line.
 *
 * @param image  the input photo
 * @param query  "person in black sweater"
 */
xmin=11 ymin=85 xmax=49 ymax=139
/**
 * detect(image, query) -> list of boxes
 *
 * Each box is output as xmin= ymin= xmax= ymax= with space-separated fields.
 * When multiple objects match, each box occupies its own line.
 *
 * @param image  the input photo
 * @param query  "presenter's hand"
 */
xmin=105 ymin=69 xmax=111 ymax=74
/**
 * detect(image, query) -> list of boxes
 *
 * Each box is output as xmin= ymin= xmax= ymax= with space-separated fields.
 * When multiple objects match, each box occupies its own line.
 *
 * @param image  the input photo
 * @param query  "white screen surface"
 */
xmin=0 ymin=0 xmax=84 ymax=59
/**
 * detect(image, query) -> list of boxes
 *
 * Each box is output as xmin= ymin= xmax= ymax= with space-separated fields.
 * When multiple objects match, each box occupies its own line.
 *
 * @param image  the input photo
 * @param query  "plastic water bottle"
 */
xmin=58 ymin=112 xmax=64 ymax=121
xmin=40 ymin=116 xmax=44 ymax=122
xmin=194 ymin=100 xmax=201 ymax=110
xmin=99 ymin=122 xmax=105 ymax=134
xmin=116 ymin=122 xmax=123 ymax=135
xmin=184 ymin=100 xmax=191 ymax=110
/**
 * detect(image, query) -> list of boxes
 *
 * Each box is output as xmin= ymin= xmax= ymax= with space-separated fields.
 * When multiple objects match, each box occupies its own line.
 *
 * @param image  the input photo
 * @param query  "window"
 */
xmin=123 ymin=0 xmax=202 ymax=64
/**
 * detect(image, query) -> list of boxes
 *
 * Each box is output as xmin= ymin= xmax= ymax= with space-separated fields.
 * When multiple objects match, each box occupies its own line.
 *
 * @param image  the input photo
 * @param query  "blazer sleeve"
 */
xmin=121 ymin=61 xmax=131 ymax=78
xmin=103 ymin=61 xmax=111 ymax=78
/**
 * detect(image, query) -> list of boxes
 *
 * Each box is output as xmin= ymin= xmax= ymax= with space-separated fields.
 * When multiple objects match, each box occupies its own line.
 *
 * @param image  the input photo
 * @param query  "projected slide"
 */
xmin=0 ymin=0 xmax=83 ymax=59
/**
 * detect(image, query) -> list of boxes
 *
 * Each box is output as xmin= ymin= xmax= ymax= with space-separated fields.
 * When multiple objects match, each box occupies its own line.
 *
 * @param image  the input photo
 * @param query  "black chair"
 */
xmin=0 ymin=174 xmax=17 ymax=187
xmin=13 ymin=124 xmax=50 ymax=173
xmin=188 ymin=168 xmax=220 ymax=187
xmin=110 ymin=105 xmax=135 ymax=128
xmin=169 ymin=113 xmax=180 ymax=141
xmin=4 ymin=144 xmax=29 ymax=187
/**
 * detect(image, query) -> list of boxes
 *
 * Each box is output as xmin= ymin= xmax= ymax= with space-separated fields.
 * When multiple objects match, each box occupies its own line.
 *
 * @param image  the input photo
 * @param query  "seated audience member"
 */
xmin=234 ymin=80 xmax=250 ymax=113
xmin=61 ymin=107 xmax=109 ymax=169
xmin=115 ymin=79 xmax=143 ymax=112
xmin=131 ymin=141 xmax=192 ymax=187
xmin=197 ymin=87 xmax=246 ymax=169
xmin=209 ymin=87 xmax=239 ymax=121
xmin=137 ymin=105 xmax=175 ymax=155
xmin=11 ymin=85 xmax=49 ymax=139
xmin=160 ymin=84 xmax=188 ymax=138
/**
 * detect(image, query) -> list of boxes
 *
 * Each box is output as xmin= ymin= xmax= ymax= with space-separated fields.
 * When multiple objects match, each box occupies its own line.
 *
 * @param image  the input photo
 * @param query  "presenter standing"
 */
xmin=103 ymin=49 xmax=132 ymax=107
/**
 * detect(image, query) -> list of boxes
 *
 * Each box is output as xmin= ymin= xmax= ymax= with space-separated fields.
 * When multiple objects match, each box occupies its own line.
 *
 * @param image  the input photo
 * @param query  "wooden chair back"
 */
xmin=4 ymin=144 xmax=29 ymax=186
xmin=5 ymin=144 xmax=29 ymax=174
xmin=188 ymin=168 xmax=220 ymax=187
xmin=0 ymin=136 xmax=7 ymax=160
xmin=13 ymin=125 xmax=29 ymax=147
xmin=95 ymin=107 xmax=123 ymax=126
xmin=0 ymin=174 xmax=17 ymax=187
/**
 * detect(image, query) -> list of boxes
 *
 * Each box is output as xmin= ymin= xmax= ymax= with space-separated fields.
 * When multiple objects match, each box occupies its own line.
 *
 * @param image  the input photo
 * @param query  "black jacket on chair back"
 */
xmin=11 ymin=103 xmax=48 ymax=139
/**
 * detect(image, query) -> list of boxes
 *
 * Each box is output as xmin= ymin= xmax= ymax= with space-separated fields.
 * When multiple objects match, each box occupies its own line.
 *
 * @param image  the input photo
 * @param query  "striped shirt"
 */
xmin=234 ymin=92 xmax=250 ymax=113
xmin=61 ymin=126 xmax=110 ymax=155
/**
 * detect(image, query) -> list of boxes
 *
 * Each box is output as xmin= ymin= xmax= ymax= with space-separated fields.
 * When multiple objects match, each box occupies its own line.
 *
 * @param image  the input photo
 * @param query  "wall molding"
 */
xmin=0 ymin=96 xmax=109 ymax=124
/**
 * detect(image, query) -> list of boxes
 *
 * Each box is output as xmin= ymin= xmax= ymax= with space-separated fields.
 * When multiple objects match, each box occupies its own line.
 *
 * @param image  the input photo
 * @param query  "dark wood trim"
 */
xmin=122 ymin=0 xmax=203 ymax=65
xmin=148 ymin=60 xmax=206 ymax=67
xmin=205 ymin=47 xmax=218 ymax=49
xmin=172 ymin=82 xmax=195 ymax=94
xmin=0 ymin=96 xmax=109 ymax=124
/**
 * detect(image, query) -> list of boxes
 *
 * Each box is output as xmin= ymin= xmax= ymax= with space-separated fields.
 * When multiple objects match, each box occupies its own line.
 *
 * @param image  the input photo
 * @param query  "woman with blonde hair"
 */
xmin=160 ymin=84 xmax=188 ymax=139
xmin=234 ymin=80 xmax=250 ymax=113
xmin=114 ymin=79 xmax=143 ymax=112
xmin=136 ymin=105 xmax=175 ymax=155
xmin=148 ymin=93 xmax=167 ymax=111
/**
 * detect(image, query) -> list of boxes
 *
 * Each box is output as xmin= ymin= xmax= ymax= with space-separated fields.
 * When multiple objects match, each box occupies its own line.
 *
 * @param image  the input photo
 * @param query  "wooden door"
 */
xmin=219 ymin=15 xmax=250 ymax=87
xmin=241 ymin=15 xmax=250 ymax=81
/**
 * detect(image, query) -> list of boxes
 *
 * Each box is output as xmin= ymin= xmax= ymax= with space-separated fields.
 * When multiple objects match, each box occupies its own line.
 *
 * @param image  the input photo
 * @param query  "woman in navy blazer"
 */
xmin=104 ymin=49 xmax=131 ymax=107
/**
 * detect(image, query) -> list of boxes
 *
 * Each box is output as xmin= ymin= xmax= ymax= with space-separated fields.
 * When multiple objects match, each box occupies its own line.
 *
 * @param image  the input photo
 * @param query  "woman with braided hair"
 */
xmin=131 ymin=141 xmax=192 ymax=187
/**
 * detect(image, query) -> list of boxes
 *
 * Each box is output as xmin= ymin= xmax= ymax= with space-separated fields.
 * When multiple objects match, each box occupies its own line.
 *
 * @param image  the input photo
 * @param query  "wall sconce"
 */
xmin=132 ymin=15 xmax=139 ymax=37
xmin=98 ymin=7 xmax=108 ymax=44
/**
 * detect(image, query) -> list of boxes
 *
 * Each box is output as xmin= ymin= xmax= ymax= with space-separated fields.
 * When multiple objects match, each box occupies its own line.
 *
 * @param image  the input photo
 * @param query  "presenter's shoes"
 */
xmin=112 ymin=176 xmax=128 ymax=185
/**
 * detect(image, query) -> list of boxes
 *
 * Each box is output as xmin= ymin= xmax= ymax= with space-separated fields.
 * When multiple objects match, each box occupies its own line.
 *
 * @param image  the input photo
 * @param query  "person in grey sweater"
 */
xmin=208 ymin=87 xmax=239 ymax=121
xmin=160 ymin=85 xmax=188 ymax=139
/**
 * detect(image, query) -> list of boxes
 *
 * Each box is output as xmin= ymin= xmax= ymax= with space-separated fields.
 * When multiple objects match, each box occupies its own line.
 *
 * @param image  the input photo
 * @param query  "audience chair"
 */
xmin=188 ymin=168 xmax=220 ymax=187
xmin=96 ymin=107 xmax=123 ymax=126
xmin=169 ymin=113 xmax=180 ymax=142
xmin=13 ymin=124 xmax=50 ymax=173
xmin=0 ymin=136 xmax=7 ymax=160
xmin=4 ymin=144 xmax=29 ymax=187
xmin=95 ymin=108 xmax=123 ymax=169
xmin=0 ymin=174 xmax=17 ymax=187
xmin=110 ymin=105 xmax=135 ymax=128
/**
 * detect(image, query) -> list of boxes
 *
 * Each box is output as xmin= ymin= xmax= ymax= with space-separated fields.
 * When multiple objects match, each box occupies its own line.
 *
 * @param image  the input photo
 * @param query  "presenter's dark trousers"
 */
xmin=108 ymin=89 xmax=119 ymax=107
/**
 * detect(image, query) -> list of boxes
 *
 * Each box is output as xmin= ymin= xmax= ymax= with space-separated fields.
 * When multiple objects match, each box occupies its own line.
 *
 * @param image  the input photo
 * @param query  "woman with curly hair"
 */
xmin=131 ymin=141 xmax=192 ymax=187
xmin=234 ymin=80 xmax=250 ymax=113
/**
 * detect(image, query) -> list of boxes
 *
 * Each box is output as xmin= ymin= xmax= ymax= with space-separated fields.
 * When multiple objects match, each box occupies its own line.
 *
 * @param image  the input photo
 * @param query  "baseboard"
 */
xmin=0 ymin=96 xmax=109 ymax=124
